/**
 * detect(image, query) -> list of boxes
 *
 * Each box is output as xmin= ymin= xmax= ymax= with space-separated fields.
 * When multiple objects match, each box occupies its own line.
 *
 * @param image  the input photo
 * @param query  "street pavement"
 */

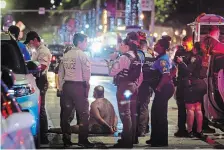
xmin=43 ymin=74 xmax=224 ymax=149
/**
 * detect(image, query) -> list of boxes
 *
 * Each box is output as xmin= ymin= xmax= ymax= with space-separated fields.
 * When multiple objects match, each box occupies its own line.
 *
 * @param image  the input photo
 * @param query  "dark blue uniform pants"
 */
xmin=116 ymin=81 xmax=138 ymax=145
xmin=151 ymin=83 xmax=174 ymax=145
xmin=61 ymin=81 xmax=89 ymax=143
xmin=36 ymin=74 xmax=49 ymax=141
xmin=137 ymin=81 xmax=152 ymax=134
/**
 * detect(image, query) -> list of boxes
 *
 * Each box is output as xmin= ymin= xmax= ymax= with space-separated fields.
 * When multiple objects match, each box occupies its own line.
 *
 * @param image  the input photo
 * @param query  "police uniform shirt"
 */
xmin=152 ymin=54 xmax=172 ymax=74
xmin=109 ymin=51 xmax=143 ymax=87
xmin=174 ymin=47 xmax=193 ymax=78
xmin=31 ymin=43 xmax=52 ymax=75
xmin=58 ymin=47 xmax=91 ymax=90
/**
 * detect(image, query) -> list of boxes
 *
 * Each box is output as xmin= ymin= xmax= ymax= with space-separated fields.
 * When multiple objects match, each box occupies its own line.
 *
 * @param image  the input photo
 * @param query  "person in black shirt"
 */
xmin=174 ymin=36 xmax=194 ymax=137
xmin=180 ymin=42 xmax=206 ymax=138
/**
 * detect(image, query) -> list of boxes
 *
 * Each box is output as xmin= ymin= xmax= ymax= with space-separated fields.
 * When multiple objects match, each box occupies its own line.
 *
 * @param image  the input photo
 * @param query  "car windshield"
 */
xmin=1 ymin=40 xmax=27 ymax=74
xmin=48 ymin=45 xmax=65 ymax=55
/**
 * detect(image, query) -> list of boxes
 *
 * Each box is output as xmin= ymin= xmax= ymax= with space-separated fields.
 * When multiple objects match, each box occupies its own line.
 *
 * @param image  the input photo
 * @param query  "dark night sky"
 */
xmin=3 ymin=0 xmax=224 ymax=30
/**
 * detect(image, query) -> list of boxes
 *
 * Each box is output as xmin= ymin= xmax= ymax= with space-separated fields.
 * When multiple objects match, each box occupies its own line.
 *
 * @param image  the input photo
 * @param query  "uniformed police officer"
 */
xmin=24 ymin=31 xmax=52 ymax=144
xmin=58 ymin=33 xmax=94 ymax=148
xmin=54 ymin=46 xmax=79 ymax=132
xmin=136 ymin=31 xmax=155 ymax=137
xmin=173 ymin=36 xmax=194 ymax=137
xmin=146 ymin=35 xmax=175 ymax=147
xmin=109 ymin=32 xmax=142 ymax=148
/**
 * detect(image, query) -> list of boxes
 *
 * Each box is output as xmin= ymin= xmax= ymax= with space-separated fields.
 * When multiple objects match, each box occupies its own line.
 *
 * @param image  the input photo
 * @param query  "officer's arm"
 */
xmin=109 ymin=55 xmax=130 ymax=76
xmin=90 ymin=103 xmax=111 ymax=130
xmin=136 ymin=72 xmax=143 ymax=88
xmin=156 ymin=59 xmax=171 ymax=91
xmin=212 ymin=41 xmax=224 ymax=54
xmin=37 ymin=51 xmax=50 ymax=72
xmin=81 ymin=53 xmax=91 ymax=82
xmin=58 ymin=61 xmax=65 ymax=91
xmin=187 ymin=57 xmax=200 ymax=73
xmin=21 ymin=44 xmax=31 ymax=61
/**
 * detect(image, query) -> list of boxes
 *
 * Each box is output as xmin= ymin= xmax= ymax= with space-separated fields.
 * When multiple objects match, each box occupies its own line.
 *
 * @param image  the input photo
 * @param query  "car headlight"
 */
xmin=13 ymin=84 xmax=35 ymax=97
xmin=91 ymin=42 xmax=102 ymax=53
xmin=20 ymin=100 xmax=36 ymax=108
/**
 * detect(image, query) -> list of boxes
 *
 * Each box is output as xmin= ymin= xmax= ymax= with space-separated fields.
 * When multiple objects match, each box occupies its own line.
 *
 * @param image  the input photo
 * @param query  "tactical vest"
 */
xmin=113 ymin=53 xmax=141 ymax=86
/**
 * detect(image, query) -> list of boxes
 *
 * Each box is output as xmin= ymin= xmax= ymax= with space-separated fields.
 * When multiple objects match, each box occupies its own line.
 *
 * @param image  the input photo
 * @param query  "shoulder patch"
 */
xmin=160 ymin=60 xmax=167 ymax=67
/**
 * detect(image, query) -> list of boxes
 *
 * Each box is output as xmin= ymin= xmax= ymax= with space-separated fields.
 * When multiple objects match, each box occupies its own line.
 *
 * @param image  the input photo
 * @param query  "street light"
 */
xmin=140 ymin=13 xmax=144 ymax=20
xmin=51 ymin=0 xmax=54 ymax=4
xmin=98 ymin=25 xmax=103 ymax=30
xmin=153 ymin=33 xmax=158 ymax=38
xmin=162 ymin=32 xmax=168 ymax=36
xmin=175 ymin=30 xmax=179 ymax=36
xmin=182 ymin=29 xmax=187 ymax=36
xmin=85 ymin=24 xmax=89 ymax=29
xmin=0 ymin=0 xmax=6 ymax=9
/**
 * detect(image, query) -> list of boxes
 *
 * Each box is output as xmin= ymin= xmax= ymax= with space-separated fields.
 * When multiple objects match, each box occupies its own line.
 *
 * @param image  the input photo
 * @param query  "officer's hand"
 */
xmin=177 ymin=56 xmax=183 ymax=63
xmin=110 ymin=52 xmax=119 ymax=61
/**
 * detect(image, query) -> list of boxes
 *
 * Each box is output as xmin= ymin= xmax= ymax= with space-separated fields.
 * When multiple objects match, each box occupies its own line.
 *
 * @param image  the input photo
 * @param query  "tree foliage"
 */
xmin=155 ymin=0 xmax=176 ymax=23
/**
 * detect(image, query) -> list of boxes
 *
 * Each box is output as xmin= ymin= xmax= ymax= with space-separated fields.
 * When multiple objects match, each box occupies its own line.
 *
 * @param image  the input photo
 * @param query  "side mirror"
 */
xmin=1 ymin=66 xmax=15 ymax=89
xmin=26 ymin=61 xmax=41 ymax=75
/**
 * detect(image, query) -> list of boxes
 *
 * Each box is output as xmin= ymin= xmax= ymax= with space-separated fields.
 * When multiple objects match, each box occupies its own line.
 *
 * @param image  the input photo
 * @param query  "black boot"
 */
xmin=174 ymin=130 xmax=188 ymax=137
xmin=78 ymin=139 xmax=94 ymax=148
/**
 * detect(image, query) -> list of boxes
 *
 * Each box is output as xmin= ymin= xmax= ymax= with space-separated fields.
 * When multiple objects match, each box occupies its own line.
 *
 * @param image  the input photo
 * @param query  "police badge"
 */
xmin=191 ymin=57 xmax=196 ymax=63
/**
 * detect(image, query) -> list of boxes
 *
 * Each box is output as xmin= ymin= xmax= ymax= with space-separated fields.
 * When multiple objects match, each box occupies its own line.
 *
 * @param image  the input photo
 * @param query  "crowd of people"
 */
xmin=7 ymin=24 xmax=224 ymax=148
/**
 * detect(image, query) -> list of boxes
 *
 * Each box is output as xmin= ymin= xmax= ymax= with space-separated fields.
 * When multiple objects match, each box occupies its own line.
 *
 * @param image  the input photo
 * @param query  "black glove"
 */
xmin=57 ymin=89 xmax=62 ymax=97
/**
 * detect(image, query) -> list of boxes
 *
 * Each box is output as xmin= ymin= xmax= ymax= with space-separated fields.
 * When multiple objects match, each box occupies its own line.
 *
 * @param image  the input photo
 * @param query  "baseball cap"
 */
xmin=24 ymin=31 xmax=40 ymax=44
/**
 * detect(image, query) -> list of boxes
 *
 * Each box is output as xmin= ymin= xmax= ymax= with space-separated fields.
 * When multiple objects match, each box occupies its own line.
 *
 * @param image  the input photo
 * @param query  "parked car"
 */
xmin=1 ymin=67 xmax=35 ymax=149
xmin=188 ymin=14 xmax=224 ymax=131
xmin=1 ymin=32 xmax=41 ymax=148
xmin=48 ymin=44 xmax=65 ymax=71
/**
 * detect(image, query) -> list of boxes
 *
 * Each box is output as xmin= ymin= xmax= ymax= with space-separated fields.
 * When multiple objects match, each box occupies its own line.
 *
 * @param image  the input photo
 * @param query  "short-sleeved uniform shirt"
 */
xmin=152 ymin=54 xmax=172 ymax=74
xmin=32 ymin=43 xmax=52 ymax=75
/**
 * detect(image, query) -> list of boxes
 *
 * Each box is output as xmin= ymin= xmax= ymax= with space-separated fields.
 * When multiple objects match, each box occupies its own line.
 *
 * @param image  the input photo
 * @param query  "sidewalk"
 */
xmin=44 ymin=75 xmax=224 ymax=149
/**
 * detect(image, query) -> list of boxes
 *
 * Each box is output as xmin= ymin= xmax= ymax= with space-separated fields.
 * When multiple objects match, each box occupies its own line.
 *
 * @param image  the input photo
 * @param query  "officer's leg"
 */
xmin=72 ymin=83 xmax=89 ymax=142
xmin=151 ymin=84 xmax=174 ymax=146
xmin=37 ymin=75 xmax=49 ymax=143
xmin=137 ymin=82 xmax=151 ymax=136
xmin=175 ymin=85 xmax=187 ymax=134
xmin=130 ymin=90 xmax=138 ymax=144
xmin=116 ymin=83 xmax=133 ymax=146
xmin=61 ymin=83 xmax=75 ymax=143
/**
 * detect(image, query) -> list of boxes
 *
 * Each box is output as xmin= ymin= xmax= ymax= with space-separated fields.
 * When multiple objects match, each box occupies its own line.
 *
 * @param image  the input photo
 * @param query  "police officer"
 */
xmin=109 ymin=32 xmax=142 ymax=148
xmin=136 ymin=31 xmax=155 ymax=137
xmin=58 ymin=33 xmax=94 ymax=148
xmin=146 ymin=35 xmax=175 ymax=147
xmin=8 ymin=25 xmax=31 ymax=61
xmin=173 ymin=36 xmax=194 ymax=137
xmin=24 ymin=31 xmax=52 ymax=144
xmin=54 ymin=46 xmax=79 ymax=132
